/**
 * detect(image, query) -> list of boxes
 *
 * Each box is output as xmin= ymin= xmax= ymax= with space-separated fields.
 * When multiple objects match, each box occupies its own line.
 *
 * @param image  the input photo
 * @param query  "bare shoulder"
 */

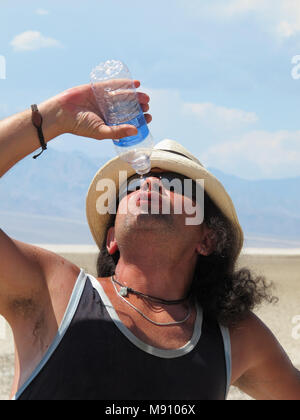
xmin=5 ymin=239 xmax=81 ymax=324
xmin=230 ymin=312 xmax=276 ymax=354
xmin=229 ymin=312 xmax=300 ymax=400
xmin=28 ymin=242 xmax=80 ymax=285
xmin=12 ymin=239 xmax=80 ymax=287
xmin=6 ymin=242 xmax=82 ymax=395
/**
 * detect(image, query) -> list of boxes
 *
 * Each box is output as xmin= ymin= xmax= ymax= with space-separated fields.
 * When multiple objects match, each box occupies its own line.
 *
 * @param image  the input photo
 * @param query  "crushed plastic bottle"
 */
xmin=90 ymin=60 xmax=154 ymax=175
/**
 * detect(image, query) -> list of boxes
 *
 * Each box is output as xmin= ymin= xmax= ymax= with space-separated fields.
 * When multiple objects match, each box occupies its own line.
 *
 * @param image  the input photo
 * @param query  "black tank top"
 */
xmin=14 ymin=270 xmax=231 ymax=400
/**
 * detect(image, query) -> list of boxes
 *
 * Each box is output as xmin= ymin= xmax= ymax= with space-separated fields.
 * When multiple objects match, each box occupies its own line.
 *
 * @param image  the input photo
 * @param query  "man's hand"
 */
xmin=56 ymin=80 xmax=152 ymax=141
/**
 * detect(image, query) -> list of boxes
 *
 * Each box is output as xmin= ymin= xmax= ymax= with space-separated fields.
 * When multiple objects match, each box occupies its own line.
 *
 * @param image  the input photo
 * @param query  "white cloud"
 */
xmin=225 ymin=0 xmax=300 ymax=38
xmin=144 ymin=87 xmax=257 ymax=129
xmin=183 ymin=102 xmax=258 ymax=126
xmin=277 ymin=21 xmax=296 ymax=38
xmin=179 ymin=0 xmax=270 ymax=19
xmin=141 ymin=86 xmax=300 ymax=179
xmin=202 ymin=130 xmax=300 ymax=179
xmin=181 ymin=0 xmax=300 ymax=39
xmin=277 ymin=0 xmax=300 ymax=38
xmin=142 ymin=87 xmax=258 ymax=152
xmin=240 ymin=0 xmax=300 ymax=38
xmin=10 ymin=31 xmax=62 ymax=52
xmin=35 ymin=9 xmax=49 ymax=15
xmin=210 ymin=0 xmax=267 ymax=18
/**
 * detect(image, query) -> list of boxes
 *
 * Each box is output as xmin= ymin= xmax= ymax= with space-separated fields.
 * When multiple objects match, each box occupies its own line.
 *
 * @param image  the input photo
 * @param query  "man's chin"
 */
xmin=125 ymin=211 xmax=173 ymax=229
xmin=115 ymin=212 xmax=176 ymax=246
xmin=140 ymin=213 xmax=176 ymax=234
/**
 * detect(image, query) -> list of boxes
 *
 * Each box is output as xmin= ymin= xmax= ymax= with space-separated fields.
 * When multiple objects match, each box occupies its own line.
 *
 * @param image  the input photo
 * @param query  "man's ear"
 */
xmin=106 ymin=227 xmax=119 ymax=255
xmin=196 ymin=225 xmax=216 ymax=256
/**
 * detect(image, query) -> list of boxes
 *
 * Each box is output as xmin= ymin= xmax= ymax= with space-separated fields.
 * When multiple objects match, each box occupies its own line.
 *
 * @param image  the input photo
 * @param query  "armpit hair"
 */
xmin=9 ymin=296 xmax=38 ymax=319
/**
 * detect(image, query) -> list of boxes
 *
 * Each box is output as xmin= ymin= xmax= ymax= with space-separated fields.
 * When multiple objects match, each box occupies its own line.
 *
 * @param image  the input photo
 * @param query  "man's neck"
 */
xmin=114 ymin=252 xmax=196 ymax=302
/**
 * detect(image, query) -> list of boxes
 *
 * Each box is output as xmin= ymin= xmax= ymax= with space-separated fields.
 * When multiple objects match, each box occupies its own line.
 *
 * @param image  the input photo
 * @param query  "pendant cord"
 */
xmin=111 ymin=275 xmax=190 ymax=306
xmin=111 ymin=277 xmax=192 ymax=327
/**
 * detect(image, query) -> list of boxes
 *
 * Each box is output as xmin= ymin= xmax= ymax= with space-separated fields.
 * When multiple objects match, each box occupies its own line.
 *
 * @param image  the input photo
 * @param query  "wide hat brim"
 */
xmin=86 ymin=139 xmax=244 ymax=259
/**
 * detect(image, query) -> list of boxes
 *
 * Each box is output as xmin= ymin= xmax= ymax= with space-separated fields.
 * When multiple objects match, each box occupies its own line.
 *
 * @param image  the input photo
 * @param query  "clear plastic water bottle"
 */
xmin=90 ymin=60 xmax=154 ymax=175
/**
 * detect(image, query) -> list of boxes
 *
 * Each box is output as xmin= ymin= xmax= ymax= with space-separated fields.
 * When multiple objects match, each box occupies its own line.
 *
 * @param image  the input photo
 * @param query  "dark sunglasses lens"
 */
xmin=126 ymin=172 xmax=199 ymax=200
xmin=159 ymin=174 xmax=195 ymax=198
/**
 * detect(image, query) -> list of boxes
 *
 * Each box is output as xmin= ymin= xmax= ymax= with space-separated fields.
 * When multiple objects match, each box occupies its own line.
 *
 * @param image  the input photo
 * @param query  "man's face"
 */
xmin=113 ymin=168 xmax=205 ymax=248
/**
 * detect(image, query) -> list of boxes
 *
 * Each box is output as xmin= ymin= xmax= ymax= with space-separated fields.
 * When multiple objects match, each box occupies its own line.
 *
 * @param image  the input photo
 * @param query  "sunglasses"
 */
xmin=119 ymin=171 xmax=202 ymax=202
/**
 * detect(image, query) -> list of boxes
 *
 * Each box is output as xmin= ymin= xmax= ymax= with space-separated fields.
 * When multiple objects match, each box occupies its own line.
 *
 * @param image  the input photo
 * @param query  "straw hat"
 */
xmin=86 ymin=139 xmax=244 ymax=258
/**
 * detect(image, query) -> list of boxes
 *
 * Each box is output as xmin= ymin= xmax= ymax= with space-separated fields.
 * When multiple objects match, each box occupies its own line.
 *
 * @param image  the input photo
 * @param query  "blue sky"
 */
xmin=1 ymin=0 xmax=300 ymax=179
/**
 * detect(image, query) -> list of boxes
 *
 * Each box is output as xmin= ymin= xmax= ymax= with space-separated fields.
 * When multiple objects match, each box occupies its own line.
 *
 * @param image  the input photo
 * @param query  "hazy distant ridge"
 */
xmin=210 ymin=168 xmax=300 ymax=240
xmin=1 ymin=148 xmax=299 ymax=245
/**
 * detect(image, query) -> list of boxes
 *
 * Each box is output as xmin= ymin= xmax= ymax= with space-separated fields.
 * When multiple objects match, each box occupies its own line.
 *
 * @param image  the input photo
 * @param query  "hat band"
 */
xmin=159 ymin=149 xmax=193 ymax=162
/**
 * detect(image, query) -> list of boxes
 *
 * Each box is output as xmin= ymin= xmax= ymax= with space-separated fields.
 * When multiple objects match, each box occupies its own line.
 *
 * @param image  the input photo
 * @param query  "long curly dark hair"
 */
xmin=97 ymin=192 xmax=277 ymax=327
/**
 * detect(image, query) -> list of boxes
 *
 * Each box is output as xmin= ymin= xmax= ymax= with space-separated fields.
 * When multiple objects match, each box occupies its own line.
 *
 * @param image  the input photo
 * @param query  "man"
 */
xmin=0 ymin=81 xmax=299 ymax=400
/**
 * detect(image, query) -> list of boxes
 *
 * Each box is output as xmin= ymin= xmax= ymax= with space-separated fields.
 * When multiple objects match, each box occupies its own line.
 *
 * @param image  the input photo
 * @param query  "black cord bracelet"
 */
xmin=31 ymin=104 xmax=47 ymax=159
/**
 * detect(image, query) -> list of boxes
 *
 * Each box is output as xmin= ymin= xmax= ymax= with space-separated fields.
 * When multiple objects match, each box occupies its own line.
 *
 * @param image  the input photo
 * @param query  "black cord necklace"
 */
xmin=111 ymin=275 xmax=190 ymax=306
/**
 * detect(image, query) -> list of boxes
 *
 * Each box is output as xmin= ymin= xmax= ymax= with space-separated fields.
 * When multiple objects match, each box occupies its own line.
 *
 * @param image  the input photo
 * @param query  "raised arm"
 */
xmin=0 ymin=82 xmax=151 ymax=319
xmin=0 ymin=81 xmax=150 ymax=177
xmin=231 ymin=313 xmax=300 ymax=400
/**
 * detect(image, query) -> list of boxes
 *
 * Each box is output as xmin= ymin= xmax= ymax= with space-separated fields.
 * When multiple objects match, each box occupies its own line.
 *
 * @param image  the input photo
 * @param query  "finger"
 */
xmin=141 ymin=103 xmax=150 ymax=113
xmin=144 ymin=114 xmax=152 ymax=124
xmin=137 ymin=92 xmax=150 ymax=105
xmin=99 ymin=124 xmax=138 ymax=140
xmin=133 ymin=80 xmax=141 ymax=89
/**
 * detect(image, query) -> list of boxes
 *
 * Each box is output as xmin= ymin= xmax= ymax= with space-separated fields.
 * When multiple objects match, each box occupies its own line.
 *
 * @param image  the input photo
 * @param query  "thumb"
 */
xmin=99 ymin=124 xmax=138 ymax=140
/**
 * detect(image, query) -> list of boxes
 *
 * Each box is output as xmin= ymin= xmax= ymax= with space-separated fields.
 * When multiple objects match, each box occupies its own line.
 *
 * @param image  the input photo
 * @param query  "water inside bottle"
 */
xmin=112 ymin=109 xmax=152 ymax=175
xmin=120 ymin=149 xmax=152 ymax=175
xmin=112 ymin=110 xmax=149 ymax=148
